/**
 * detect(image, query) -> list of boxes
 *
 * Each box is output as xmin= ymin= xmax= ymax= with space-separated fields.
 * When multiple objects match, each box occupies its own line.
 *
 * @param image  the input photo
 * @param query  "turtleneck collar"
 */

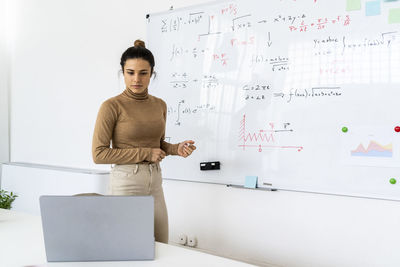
xmin=122 ymin=88 xmax=149 ymax=101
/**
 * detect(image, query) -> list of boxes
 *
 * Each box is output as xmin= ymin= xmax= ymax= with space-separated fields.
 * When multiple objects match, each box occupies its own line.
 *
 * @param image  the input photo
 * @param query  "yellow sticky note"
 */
xmin=347 ymin=0 xmax=361 ymax=11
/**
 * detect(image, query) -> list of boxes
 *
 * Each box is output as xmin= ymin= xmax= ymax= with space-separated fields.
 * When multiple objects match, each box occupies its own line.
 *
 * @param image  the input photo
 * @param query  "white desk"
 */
xmin=0 ymin=209 xmax=254 ymax=267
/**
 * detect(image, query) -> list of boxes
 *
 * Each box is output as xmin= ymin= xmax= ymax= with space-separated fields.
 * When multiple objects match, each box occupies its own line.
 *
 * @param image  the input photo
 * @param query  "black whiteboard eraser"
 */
xmin=200 ymin=161 xmax=220 ymax=171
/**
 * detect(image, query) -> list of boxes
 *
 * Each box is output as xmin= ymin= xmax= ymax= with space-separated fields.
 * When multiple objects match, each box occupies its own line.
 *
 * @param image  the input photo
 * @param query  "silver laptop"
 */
xmin=39 ymin=195 xmax=155 ymax=262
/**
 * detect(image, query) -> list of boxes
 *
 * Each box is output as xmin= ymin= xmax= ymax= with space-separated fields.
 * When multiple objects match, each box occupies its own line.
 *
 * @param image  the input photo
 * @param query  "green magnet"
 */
xmin=390 ymin=178 xmax=396 ymax=184
xmin=342 ymin=127 xmax=348 ymax=133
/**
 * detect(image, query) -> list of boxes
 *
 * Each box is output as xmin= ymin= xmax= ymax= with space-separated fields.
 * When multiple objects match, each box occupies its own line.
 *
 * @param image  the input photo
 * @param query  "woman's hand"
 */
xmin=151 ymin=148 xmax=166 ymax=162
xmin=177 ymin=140 xmax=196 ymax=158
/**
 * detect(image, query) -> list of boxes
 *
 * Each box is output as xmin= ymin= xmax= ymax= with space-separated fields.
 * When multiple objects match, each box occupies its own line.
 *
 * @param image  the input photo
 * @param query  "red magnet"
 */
xmin=395 ymin=126 xmax=400 ymax=133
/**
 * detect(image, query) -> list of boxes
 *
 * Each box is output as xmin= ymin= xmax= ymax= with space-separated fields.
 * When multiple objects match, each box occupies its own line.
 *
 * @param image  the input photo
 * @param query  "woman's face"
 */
xmin=123 ymin=58 xmax=152 ymax=94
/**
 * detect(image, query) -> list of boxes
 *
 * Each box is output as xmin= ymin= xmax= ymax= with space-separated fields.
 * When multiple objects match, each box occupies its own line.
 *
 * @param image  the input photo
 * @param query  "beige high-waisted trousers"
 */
xmin=108 ymin=163 xmax=168 ymax=243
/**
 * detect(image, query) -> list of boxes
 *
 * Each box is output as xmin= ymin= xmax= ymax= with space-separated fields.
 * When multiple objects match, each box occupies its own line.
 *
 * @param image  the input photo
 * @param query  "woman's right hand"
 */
xmin=150 ymin=148 xmax=166 ymax=162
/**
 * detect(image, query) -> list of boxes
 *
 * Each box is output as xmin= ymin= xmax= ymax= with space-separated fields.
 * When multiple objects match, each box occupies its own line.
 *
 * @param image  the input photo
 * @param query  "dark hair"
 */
xmin=120 ymin=40 xmax=155 ymax=74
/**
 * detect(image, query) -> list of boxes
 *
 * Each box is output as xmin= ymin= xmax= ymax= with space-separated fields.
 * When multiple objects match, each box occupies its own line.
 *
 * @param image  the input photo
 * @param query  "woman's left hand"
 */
xmin=177 ymin=140 xmax=196 ymax=158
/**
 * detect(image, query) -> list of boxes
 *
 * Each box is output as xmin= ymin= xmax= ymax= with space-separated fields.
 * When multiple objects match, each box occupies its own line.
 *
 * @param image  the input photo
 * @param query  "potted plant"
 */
xmin=0 ymin=189 xmax=18 ymax=209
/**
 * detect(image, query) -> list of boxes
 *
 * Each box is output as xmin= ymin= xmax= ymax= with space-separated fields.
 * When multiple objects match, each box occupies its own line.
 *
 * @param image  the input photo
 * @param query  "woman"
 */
xmin=92 ymin=39 xmax=196 ymax=243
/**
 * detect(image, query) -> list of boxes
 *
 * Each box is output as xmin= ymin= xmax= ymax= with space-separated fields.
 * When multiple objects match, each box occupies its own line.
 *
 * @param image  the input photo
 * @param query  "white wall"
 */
xmin=1 ymin=163 xmax=109 ymax=214
xmin=164 ymin=180 xmax=400 ymax=267
xmin=0 ymin=0 xmax=10 ymax=164
xmin=6 ymin=1 xmax=400 ymax=267
xmin=9 ymin=0 xmax=209 ymax=169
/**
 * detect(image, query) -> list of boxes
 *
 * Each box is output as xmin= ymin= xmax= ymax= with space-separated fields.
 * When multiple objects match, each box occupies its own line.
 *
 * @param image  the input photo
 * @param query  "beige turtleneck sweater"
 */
xmin=92 ymin=88 xmax=179 ymax=164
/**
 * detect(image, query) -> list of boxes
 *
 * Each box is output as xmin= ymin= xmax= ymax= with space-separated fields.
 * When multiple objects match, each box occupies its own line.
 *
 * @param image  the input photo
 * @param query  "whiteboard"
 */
xmin=147 ymin=0 xmax=400 ymax=200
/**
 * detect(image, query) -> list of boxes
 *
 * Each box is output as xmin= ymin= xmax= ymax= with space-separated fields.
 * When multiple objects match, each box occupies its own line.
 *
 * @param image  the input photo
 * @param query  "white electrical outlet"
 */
xmin=177 ymin=234 xmax=187 ymax=245
xmin=187 ymin=235 xmax=197 ymax=247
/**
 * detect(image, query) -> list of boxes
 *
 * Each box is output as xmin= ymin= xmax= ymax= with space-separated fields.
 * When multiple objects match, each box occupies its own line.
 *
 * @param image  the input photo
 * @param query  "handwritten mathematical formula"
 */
xmin=313 ymin=31 xmax=398 ymax=56
xmin=243 ymin=83 xmax=271 ymax=101
xmin=170 ymin=73 xmax=219 ymax=89
xmin=167 ymin=100 xmax=216 ymax=126
xmin=273 ymin=87 xmax=342 ymax=103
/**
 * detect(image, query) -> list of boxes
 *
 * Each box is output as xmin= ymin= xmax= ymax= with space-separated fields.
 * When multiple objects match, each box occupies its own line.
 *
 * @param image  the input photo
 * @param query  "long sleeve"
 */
xmin=160 ymin=101 xmax=179 ymax=156
xmin=92 ymin=100 xmax=152 ymax=164
xmin=160 ymin=137 xmax=179 ymax=156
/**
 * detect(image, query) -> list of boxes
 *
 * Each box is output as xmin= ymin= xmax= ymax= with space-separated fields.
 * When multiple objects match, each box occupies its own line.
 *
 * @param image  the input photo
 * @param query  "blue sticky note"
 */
xmin=366 ymin=1 xmax=381 ymax=16
xmin=244 ymin=176 xmax=258 ymax=188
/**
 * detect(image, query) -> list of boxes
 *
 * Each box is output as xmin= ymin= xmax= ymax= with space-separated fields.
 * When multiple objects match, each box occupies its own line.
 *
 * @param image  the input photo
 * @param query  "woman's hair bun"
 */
xmin=134 ymin=39 xmax=146 ymax=48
